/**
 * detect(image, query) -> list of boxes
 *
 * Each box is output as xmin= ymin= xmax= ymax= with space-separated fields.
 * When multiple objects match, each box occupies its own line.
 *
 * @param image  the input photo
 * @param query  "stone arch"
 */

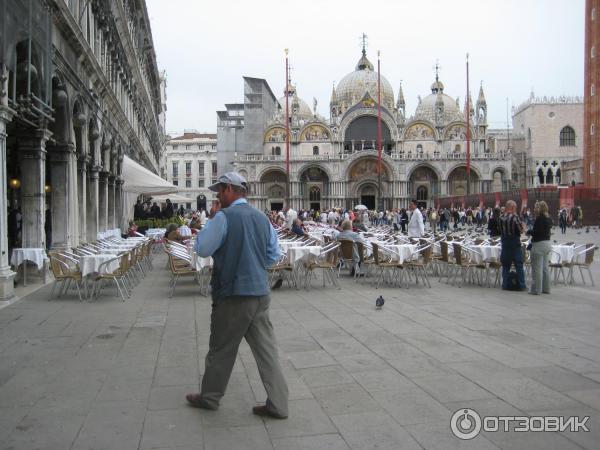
xmin=447 ymin=165 xmax=481 ymax=196
xmin=298 ymin=162 xmax=333 ymax=181
xmin=446 ymin=162 xmax=482 ymax=180
xmin=344 ymin=154 xmax=394 ymax=181
xmin=408 ymin=164 xmax=441 ymax=201
xmin=257 ymin=165 xmax=287 ymax=182
xmin=339 ymin=109 xmax=399 ymax=144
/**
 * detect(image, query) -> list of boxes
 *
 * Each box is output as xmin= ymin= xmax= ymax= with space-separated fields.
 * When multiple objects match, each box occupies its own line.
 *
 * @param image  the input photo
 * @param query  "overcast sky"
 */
xmin=146 ymin=0 xmax=584 ymax=135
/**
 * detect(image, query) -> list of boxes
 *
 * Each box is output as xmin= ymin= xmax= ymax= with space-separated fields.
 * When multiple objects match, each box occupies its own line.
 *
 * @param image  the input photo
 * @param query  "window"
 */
xmin=185 ymin=179 xmax=191 ymax=188
xmin=198 ymin=162 xmax=204 ymax=174
xmin=309 ymin=186 xmax=321 ymax=202
xmin=272 ymin=146 xmax=281 ymax=156
xmin=172 ymin=161 xmax=178 ymax=177
xmin=313 ymin=146 xmax=319 ymax=155
xmin=186 ymin=203 xmax=191 ymax=210
xmin=172 ymin=145 xmax=178 ymax=150
xmin=560 ymin=126 xmax=576 ymax=146
xmin=198 ymin=179 xmax=204 ymax=188
xmin=173 ymin=179 xmax=178 ymax=186
xmin=185 ymin=162 xmax=191 ymax=176
xmin=212 ymin=162 xmax=218 ymax=175
xmin=527 ymin=128 xmax=532 ymax=148
xmin=417 ymin=144 xmax=423 ymax=154
xmin=186 ymin=145 xmax=191 ymax=150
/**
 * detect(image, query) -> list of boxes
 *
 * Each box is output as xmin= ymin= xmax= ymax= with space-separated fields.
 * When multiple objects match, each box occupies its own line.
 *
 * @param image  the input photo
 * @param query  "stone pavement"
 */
xmin=0 ymin=229 xmax=599 ymax=449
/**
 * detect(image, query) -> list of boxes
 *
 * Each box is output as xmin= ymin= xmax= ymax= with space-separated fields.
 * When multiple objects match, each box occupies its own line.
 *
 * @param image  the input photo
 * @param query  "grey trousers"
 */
xmin=200 ymin=295 xmax=288 ymax=416
xmin=530 ymin=240 xmax=552 ymax=294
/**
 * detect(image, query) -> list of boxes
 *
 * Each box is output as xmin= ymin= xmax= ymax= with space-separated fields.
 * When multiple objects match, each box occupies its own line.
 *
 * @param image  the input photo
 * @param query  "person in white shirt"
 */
xmin=407 ymin=199 xmax=424 ymax=238
xmin=285 ymin=207 xmax=297 ymax=229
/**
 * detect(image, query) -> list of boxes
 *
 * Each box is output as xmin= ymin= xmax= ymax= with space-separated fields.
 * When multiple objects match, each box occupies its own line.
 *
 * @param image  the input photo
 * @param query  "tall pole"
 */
xmin=285 ymin=49 xmax=290 ymax=208
xmin=377 ymin=50 xmax=382 ymax=211
xmin=465 ymin=53 xmax=471 ymax=197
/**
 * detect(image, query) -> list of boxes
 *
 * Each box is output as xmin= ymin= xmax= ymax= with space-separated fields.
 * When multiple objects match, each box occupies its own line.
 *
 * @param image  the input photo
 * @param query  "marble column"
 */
xmin=87 ymin=165 xmax=99 ymax=241
xmin=18 ymin=128 xmax=52 ymax=249
xmin=47 ymin=143 xmax=76 ymax=250
xmin=107 ymin=175 xmax=115 ymax=229
xmin=98 ymin=171 xmax=109 ymax=232
xmin=115 ymin=178 xmax=124 ymax=232
xmin=0 ymin=106 xmax=16 ymax=300
xmin=77 ymin=156 xmax=87 ymax=243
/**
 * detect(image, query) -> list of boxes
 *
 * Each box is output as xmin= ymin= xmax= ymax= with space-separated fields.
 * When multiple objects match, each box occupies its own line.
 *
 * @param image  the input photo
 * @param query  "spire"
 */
xmin=430 ymin=60 xmax=444 ymax=93
xmin=396 ymin=81 xmax=405 ymax=108
xmin=477 ymin=81 xmax=486 ymax=105
xmin=330 ymin=83 xmax=337 ymax=104
xmin=355 ymin=32 xmax=374 ymax=71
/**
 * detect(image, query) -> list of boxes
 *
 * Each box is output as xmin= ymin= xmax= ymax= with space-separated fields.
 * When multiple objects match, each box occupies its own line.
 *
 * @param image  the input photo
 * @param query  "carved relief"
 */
xmin=349 ymin=158 xmax=389 ymax=180
xmin=444 ymin=124 xmax=467 ymax=140
xmin=264 ymin=127 xmax=286 ymax=143
xmin=300 ymin=125 xmax=330 ymax=141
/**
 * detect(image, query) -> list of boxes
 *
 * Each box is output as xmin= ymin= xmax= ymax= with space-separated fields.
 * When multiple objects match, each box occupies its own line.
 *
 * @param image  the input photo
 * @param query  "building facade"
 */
xmin=585 ymin=0 xmax=600 ymax=188
xmin=0 ymin=0 xmax=165 ymax=299
xmin=510 ymin=94 xmax=583 ymax=188
xmin=220 ymin=50 xmax=511 ymax=212
xmin=161 ymin=131 xmax=217 ymax=211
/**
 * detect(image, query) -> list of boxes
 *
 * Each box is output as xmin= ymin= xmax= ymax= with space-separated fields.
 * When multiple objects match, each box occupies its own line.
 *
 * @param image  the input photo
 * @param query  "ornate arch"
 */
xmin=264 ymin=125 xmax=286 ymax=143
xmin=351 ymin=178 xmax=391 ymax=198
xmin=407 ymin=163 xmax=442 ymax=181
xmin=446 ymin=162 xmax=482 ymax=180
xmin=299 ymin=123 xmax=331 ymax=141
xmin=338 ymin=109 xmax=399 ymax=142
xmin=443 ymin=122 xmax=467 ymax=140
xmin=257 ymin=165 xmax=287 ymax=182
xmin=343 ymin=151 xmax=395 ymax=180
xmin=297 ymin=162 xmax=333 ymax=181
xmin=402 ymin=121 xmax=438 ymax=141
xmin=345 ymin=155 xmax=394 ymax=182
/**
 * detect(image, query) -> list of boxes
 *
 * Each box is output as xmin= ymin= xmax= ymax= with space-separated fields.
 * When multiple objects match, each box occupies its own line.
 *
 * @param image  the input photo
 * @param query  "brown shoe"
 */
xmin=252 ymin=404 xmax=287 ymax=419
xmin=186 ymin=393 xmax=217 ymax=410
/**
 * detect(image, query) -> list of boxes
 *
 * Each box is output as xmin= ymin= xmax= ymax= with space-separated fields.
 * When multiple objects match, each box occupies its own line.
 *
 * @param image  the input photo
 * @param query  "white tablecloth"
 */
xmin=469 ymin=245 xmax=501 ymax=264
xmin=96 ymin=229 xmax=121 ymax=240
xmin=79 ymin=254 xmax=120 ymax=276
xmin=383 ymin=244 xmax=417 ymax=264
xmin=146 ymin=228 xmax=166 ymax=240
xmin=10 ymin=248 xmax=47 ymax=269
xmin=192 ymin=252 xmax=213 ymax=271
xmin=551 ymin=245 xmax=575 ymax=264
xmin=279 ymin=241 xmax=305 ymax=253
xmin=288 ymin=246 xmax=322 ymax=264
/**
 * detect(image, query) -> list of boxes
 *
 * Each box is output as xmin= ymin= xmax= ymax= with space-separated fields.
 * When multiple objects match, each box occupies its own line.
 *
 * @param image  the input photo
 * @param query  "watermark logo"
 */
xmin=450 ymin=408 xmax=590 ymax=440
xmin=450 ymin=408 xmax=482 ymax=440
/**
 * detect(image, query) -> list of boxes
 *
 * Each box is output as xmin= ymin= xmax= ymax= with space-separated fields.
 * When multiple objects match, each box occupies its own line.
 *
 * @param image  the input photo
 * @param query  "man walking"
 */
xmin=407 ymin=199 xmax=424 ymax=238
xmin=186 ymin=172 xmax=288 ymax=419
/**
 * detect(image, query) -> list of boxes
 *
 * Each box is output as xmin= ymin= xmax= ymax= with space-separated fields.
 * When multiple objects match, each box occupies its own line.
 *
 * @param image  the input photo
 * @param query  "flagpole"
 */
xmin=466 ymin=53 xmax=471 ymax=197
xmin=285 ymin=49 xmax=290 ymax=208
xmin=377 ymin=50 xmax=382 ymax=211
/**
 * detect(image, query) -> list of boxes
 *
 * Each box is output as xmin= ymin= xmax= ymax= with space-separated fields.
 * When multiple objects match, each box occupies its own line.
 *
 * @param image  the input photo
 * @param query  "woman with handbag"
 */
xmin=526 ymin=201 xmax=553 ymax=295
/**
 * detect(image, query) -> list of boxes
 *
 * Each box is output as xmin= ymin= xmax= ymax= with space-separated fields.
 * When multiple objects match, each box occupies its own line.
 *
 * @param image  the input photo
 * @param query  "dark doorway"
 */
xmin=310 ymin=202 xmax=320 ymax=211
xmin=361 ymin=195 xmax=375 ymax=210
xmin=417 ymin=201 xmax=427 ymax=209
xmin=271 ymin=202 xmax=283 ymax=211
xmin=196 ymin=195 xmax=206 ymax=211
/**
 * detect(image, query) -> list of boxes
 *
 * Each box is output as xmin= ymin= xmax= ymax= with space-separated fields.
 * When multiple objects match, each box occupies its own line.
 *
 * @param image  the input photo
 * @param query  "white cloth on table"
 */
xmin=79 ymin=254 xmax=120 ymax=276
xmin=288 ymin=246 xmax=322 ymax=264
xmin=469 ymin=245 xmax=501 ymax=264
xmin=551 ymin=245 xmax=575 ymax=264
xmin=192 ymin=252 xmax=213 ymax=271
xmin=10 ymin=248 xmax=48 ymax=269
xmin=382 ymin=244 xmax=417 ymax=264
xmin=96 ymin=229 xmax=121 ymax=240
xmin=279 ymin=241 xmax=305 ymax=253
xmin=146 ymin=228 xmax=166 ymax=240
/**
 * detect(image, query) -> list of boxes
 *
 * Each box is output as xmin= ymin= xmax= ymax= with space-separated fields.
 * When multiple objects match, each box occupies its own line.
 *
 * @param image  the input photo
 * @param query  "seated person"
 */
xmin=353 ymin=219 xmax=367 ymax=232
xmin=336 ymin=220 xmax=364 ymax=273
xmin=127 ymin=221 xmax=138 ymax=237
xmin=290 ymin=218 xmax=307 ymax=237
xmin=165 ymin=223 xmax=188 ymax=243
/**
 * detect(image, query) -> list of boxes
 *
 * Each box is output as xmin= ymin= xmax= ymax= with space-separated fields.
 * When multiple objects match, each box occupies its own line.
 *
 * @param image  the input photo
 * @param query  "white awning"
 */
xmin=122 ymin=155 xmax=178 ymax=195
xmin=150 ymin=193 xmax=191 ymax=203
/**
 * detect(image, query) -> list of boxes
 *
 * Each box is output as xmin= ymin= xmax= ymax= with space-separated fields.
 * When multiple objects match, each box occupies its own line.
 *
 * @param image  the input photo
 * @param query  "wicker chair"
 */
xmin=90 ymin=253 xmax=131 ymax=301
xmin=405 ymin=243 xmax=433 ymax=288
xmin=268 ymin=253 xmax=297 ymax=290
xmin=48 ymin=252 xmax=83 ymax=301
xmin=338 ymin=239 xmax=358 ymax=276
xmin=451 ymin=243 xmax=484 ymax=287
xmin=304 ymin=242 xmax=341 ymax=290
xmin=572 ymin=244 xmax=596 ymax=286
xmin=371 ymin=243 xmax=398 ymax=289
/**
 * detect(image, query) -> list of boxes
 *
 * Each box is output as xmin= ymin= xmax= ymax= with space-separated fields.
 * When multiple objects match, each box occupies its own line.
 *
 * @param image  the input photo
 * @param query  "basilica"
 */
xmin=223 ymin=48 xmax=512 ymax=212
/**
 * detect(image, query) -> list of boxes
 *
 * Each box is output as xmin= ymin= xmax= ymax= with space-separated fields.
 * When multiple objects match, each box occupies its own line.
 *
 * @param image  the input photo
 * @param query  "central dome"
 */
xmin=414 ymin=78 xmax=464 ymax=124
xmin=278 ymin=84 xmax=313 ymax=119
xmin=336 ymin=51 xmax=395 ymax=111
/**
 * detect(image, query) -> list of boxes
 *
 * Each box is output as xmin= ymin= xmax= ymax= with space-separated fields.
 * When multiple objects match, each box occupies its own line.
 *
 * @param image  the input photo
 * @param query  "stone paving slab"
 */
xmin=0 ymin=229 xmax=599 ymax=449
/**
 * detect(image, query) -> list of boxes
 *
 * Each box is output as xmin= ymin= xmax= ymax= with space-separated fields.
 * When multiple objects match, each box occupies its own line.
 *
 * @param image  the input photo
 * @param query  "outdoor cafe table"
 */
xmin=10 ymin=248 xmax=48 ymax=286
xmin=79 ymin=254 xmax=121 ymax=299
xmin=383 ymin=244 xmax=418 ymax=264
xmin=551 ymin=245 xmax=575 ymax=264
xmin=468 ymin=245 xmax=501 ymax=264
xmin=287 ymin=246 xmax=322 ymax=265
